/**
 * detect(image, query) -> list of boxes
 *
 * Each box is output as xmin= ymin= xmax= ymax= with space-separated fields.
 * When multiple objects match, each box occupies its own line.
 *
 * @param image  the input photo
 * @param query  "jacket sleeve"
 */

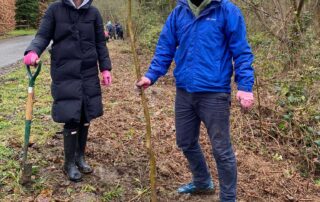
xmin=25 ymin=4 xmax=55 ymax=56
xmin=225 ymin=5 xmax=254 ymax=92
xmin=145 ymin=10 xmax=178 ymax=84
xmin=95 ymin=9 xmax=112 ymax=72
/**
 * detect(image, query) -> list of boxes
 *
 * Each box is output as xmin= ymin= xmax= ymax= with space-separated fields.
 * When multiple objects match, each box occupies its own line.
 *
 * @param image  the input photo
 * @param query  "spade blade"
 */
xmin=21 ymin=163 xmax=32 ymax=185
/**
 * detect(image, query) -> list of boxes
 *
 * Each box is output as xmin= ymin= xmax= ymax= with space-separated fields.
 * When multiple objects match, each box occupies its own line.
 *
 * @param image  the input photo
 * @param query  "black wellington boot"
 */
xmin=63 ymin=129 xmax=82 ymax=182
xmin=76 ymin=123 xmax=93 ymax=174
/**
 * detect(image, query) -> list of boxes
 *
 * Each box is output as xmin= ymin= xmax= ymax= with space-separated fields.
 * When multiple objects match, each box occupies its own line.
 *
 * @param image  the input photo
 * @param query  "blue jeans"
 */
xmin=175 ymin=88 xmax=237 ymax=202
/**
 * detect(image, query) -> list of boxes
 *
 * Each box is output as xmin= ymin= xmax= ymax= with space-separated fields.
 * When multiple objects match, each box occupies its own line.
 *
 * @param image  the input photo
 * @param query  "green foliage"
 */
xmin=135 ymin=1 xmax=174 ymax=49
xmin=273 ymin=74 xmax=319 ymax=166
xmin=249 ymin=32 xmax=272 ymax=47
xmin=81 ymin=184 xmax=97 ymax=193
xmin=249 ymin=20 xmax=320 ymax=174
xmin=15 ymin=0 xmax=39 ymax=28
xmin=139 ymin=0 xmax=174 ymax=21
xmin=139 ymin=23 xmax=162 ymax=49
xmin=272 ymin=153 xmax=283 ymax=161
xmin=276 ymin=83 xmax=307 ymax=106
xmin=102 ymin=186 xmax=123 ymax=201
xmin=94 ymin=0 xmax=174 ymax=48
xmin=66 ymin=187 xmax=74 ymax=196
xmin=0 ymin=29 xmax=37 ymax=40
xmin=8 ymin=29 xmax=37 ymax=37
xmin=94 ymin=0 xmax=127 ymax=23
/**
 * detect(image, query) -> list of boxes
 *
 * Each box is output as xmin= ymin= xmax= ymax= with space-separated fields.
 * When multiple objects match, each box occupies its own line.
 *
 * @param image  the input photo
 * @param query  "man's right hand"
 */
xmin=136 ymin=76 xmax=151 ymax=89
xmin=24 ymin=51 xmax=39 ymax=66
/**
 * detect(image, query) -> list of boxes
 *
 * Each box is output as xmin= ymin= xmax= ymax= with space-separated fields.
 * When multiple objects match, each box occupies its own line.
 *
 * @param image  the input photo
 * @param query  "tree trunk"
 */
xmin=316 ymin=1 xmax=320 ymax=36
xmin=127 ymin=1 xmax=157 ymax=201
xmin=285 ymin=0 xmax=307 ymax=70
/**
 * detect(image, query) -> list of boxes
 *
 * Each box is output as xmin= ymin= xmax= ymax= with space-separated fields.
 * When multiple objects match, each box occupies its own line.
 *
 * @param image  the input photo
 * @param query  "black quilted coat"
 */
xmin=25 ymin=0 xmax=112 ymax=123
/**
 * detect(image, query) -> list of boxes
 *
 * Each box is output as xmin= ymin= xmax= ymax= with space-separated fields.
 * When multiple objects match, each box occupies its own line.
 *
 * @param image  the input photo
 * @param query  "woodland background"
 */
xmin=0 ymin=0 xmax=319 ymax=201
xmin=93 ymin=0 xmax=320 ymax=175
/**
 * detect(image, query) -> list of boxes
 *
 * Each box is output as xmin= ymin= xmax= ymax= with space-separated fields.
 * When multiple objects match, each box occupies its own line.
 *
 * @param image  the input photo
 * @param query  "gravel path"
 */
xmin=0 ymin=35 xmax=34 ymax=74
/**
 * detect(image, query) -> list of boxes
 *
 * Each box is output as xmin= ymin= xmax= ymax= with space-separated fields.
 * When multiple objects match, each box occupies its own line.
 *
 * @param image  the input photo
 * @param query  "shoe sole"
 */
xmin=78 ymin=169 xmax=93 ymax=174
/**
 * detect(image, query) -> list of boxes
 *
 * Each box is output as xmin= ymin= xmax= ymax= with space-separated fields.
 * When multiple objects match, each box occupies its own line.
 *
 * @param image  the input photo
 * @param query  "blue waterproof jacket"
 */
xmin=145 ymin=0 xmax=254 ymax=93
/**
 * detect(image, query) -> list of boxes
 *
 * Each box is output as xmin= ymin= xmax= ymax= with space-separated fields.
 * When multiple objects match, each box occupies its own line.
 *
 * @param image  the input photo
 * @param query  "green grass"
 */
xmin=0 ymin=144 xmax=21 ymax=198
xmin=0 ymin=53 xmax=59 ymax=145
xmin=0 ymin=29 xmax=36 ymax=40
xmin=0 ymin=53 xmax=59 ymax=199
xmin=102 ymin=185 xmax=123 ymax=201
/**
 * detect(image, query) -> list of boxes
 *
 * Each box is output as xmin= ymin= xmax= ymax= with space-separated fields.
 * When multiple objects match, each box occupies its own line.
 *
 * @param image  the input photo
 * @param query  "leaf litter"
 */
xmin=1 ymin=41 xmax=319 ymax=201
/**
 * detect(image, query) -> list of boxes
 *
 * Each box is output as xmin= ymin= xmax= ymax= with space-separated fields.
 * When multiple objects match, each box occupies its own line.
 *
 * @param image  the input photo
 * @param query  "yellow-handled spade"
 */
xmin=20 ymin=61 xmax=42 ymax=185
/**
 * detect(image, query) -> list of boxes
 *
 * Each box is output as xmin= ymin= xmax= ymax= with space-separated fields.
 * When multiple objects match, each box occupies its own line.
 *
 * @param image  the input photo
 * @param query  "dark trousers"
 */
xmin=175 ymin=88 xmax=237 ymax=202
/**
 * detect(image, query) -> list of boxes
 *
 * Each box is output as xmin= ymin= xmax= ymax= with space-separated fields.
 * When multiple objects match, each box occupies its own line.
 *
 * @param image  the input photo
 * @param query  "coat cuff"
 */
xmin=25 ymin=47 xmax=41 ymax=57
xmin=99 ymin=60 xmax=112 ymax=72
xmin=238 ymin=85 xmax=253 ymax=92
xmin=145 ymin=71 xmax=158 ymax=85
xmin=99 ymin=66 xmax=112 ymax=72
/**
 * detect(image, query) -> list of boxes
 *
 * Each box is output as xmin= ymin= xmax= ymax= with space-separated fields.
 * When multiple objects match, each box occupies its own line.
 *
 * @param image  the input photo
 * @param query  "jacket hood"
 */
xmin=177 ymin=0 xmax=221 ymax=7
xmin=63 ymin=0 xmax=93 ymax=9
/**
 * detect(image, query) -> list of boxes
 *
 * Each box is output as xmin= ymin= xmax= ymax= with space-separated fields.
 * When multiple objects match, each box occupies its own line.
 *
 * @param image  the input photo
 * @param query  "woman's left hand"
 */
xmin=101 ymin=70 xmax=112 ymax=87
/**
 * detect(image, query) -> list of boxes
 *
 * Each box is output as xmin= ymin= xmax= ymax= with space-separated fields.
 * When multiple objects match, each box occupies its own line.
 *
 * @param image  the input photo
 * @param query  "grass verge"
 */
xmin=0 ymin=29 xmax=36 ymax=40
xmin=0 ymin=53 xmax=60 ymax=199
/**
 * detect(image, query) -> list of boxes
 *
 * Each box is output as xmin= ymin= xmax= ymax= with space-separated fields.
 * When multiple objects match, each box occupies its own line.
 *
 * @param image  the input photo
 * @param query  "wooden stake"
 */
xmin=127 ymin=1 xmax=157 ymax=201
xmin=255 ymin=73 xmax=263 ymax=138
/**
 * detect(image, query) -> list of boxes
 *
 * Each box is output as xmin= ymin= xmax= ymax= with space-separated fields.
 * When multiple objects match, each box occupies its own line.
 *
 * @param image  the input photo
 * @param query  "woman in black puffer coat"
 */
xmin=24 ymin=0 xmax=112 ymax=182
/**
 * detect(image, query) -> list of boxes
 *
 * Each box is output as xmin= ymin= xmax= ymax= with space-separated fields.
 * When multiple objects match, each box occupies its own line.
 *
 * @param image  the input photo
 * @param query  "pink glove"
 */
xmin=101 ymin=70 xmax=112 ymax=86
xmin=24 ymin=51 xmax=39 ymax=66
xmin=136 ymin=76 xmax=151 ymax=89
xmin=236 ymin=91 xmax=254 ymax=110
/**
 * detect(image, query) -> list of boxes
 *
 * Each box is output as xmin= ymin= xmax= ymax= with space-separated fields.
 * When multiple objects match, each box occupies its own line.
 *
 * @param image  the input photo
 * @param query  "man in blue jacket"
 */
xmin=137 ymin=0 xmax=254 ymax=201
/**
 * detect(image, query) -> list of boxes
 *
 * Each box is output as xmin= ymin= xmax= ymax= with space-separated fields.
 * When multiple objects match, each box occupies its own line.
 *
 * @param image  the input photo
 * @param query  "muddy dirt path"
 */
xmin=9 ymin=41 xmax=319 ymax=202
